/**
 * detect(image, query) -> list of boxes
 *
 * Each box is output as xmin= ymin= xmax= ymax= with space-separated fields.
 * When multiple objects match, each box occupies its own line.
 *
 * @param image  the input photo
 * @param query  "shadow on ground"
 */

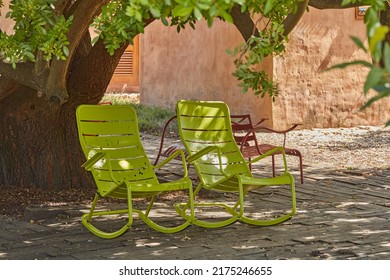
xmin=1 ymin=164 xmax=389 ymax=260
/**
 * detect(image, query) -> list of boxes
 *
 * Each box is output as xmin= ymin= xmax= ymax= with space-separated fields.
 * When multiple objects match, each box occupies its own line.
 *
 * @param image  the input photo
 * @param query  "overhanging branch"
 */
xmin=308 ymin=0 xmax=359 ymax=9
xmin=231 ymin=5 xmax=259 ymax=41
xmin=44 ymin=0 xmax=111 ymax=104
xmin=0 ymin=76 xmax=17 ymax=102
xmin=0 ymin=61 xmax=46 ymax=93
xmin=283 ymin=0 xmax=310 ymax=36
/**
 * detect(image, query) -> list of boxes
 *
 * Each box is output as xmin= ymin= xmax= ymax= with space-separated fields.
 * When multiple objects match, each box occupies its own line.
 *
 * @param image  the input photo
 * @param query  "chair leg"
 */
xmin=299 ymin=154 xmax=304 ymax=184
xmin=271 ymin=155 xmax=276 ymax=177
xmin=138 ymin=189 xmax=194 ymax=234
xmin=81 ymin=190 xmax=134 ymax=239
xmin=176 ymin=184 xmax=239 ymax=228
xmin=240 ymin=173 xmax=296 ymax=226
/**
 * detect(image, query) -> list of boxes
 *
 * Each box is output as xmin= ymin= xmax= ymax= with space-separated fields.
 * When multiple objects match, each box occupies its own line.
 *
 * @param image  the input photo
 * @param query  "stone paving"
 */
xmin=0 ymin=136 xmax=389 ymax=260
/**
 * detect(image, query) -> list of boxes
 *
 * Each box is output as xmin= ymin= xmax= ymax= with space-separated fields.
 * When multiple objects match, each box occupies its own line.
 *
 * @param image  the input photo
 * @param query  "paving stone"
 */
xmin=1 ymin=144 xmax=389 ymax=260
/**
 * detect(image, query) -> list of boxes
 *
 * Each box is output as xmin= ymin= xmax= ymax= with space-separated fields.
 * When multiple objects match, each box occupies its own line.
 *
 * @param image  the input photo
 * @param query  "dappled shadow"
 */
xmin=321 ymin=129 xmax=390 ymax=151
xmin=0 ymin=165 xmax=389 ymax=260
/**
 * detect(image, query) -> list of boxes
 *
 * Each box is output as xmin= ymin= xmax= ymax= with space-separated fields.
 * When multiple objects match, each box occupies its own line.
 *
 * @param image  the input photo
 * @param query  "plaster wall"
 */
xmin=273 ymin=8 xmax=390 ymax=128
xmin=140 ymin=19 xmax=274 ymax=126
xmin=0 ymin=1 xmax=13 ymax=34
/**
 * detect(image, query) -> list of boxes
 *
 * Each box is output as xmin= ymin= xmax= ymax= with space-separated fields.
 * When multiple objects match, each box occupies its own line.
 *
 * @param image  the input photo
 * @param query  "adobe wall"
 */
xmin=273 ymin=7 xmax=390 ymax=129
xmin=139 ymin=19 xmax=274 ymax=126
xmin=0 ymin=1 xmax=13 ymax=34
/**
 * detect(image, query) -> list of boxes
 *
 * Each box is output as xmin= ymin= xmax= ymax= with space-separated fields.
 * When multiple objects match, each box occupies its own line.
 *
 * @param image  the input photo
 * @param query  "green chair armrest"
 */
xmin=186 ymin=146 xmax=218 ymax=163
xmin=153 ymin=149 xmax=189 ymax=178
xmin=186 ymin=146 xmax=228 ymax=177
xmin=81 ymin=152 xmax=105 ymax=171
xmin=249 ymin=146 xmax=289 ymax=173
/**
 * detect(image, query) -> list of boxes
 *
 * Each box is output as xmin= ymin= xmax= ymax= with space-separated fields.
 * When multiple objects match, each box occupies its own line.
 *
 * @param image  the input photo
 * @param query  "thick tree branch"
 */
xmin=54 ymin=0 xmax=73 ymax=15
xmin=0 ymin=76 xmax=17 ymax=102
xmin=308 ymin=0 xmax=359 ymax=9
xmin=283 ymin=0 xmax=310 ymax=36
xmin=232 ymin=1 xmax=309 ymax=42
xmin=0 ymin=61 xmax=46 ymax=93
xmin=45 ymin=0 xmax=111 ymax=104
xmin=231 ymin=5 xmax=259 ymax=41
xmin=67 ymin=17 xmax=155 ymax=102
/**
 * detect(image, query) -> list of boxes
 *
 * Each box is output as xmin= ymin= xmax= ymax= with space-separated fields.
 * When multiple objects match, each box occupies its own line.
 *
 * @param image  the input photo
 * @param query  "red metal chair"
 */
xmin=231 ymin=114 xmax=304 ymax=184
xmin=155 ymin=114 xmax=304 ymax=184
xmin=154 ymin=116 xmax=188 ymax=165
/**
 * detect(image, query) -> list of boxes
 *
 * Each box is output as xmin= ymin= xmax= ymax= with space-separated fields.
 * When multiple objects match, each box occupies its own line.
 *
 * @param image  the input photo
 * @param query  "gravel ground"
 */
xmin=153 ymin=124 xmax=390 ymax=171
xmin=274 ymin=125 xmax=390 ymax=170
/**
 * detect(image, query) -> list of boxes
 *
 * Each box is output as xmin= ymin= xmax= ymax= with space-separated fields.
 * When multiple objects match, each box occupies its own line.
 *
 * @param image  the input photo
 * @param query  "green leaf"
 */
xmin=135 ymin=11 xmax=143 ymax=22
xmin=25 ymin=51 xmax=35 ymax=61
xmin=360 ymin=90 xmax=390 ymax=110
xmin=324 ymin=60 xmax=373 ymax=72
xmin=63 ymin=45 xmax=69 ymax=57
xmin=369 ymin=25 xmax=389 ymax=54
xmin=172 ymin=6 xmax=193 ymax=18
xmin=207 ymin=17 xmax=214 ymax=27
xmin=150 ymin=7 xmax=161 ymax=18
xmin=193 ymin=8 xmax=202 ymax=20
xmin=91 ymin=36 xmax=99 ymax=45
xmin=350 ymin=36 xmax=367 ymax=52
xmin=197 ymin=3 xmax=210 ymax=10
xmin=364 ymin=67 xmax=384 ymax=94
xmin=341 ymin=0 xmax=352 ymax=5
xmin=161 ymin=17 xmax=169 ymax=26
xmin=264 ymin=0 xmax=274 ymax=15
xmin=221 ymin=11 xmax=233 ymax=23
xmin=383 ymin=43 xmax=390 ymax=73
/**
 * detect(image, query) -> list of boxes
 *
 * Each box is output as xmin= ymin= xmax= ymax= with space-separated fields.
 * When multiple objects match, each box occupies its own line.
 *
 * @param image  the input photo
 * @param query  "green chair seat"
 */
xmin=76 ymin=105 xmax=194 ymax=238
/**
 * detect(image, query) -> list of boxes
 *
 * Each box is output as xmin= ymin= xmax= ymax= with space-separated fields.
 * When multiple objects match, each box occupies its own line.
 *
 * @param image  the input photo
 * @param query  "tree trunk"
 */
xmin=0 ymin=84 xmax=88 ymax=189
xmin=0 ymin=39 xmax=128 ymax=190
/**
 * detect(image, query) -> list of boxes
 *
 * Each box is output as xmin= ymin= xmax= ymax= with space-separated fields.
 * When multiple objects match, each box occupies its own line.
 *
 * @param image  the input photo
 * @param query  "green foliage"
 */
xmin=1 ymin=0 xmax=298 ymax=99
xmin=132 ymin=103 xmax=177 ymax=135
xmin=229 ymin=16 xmax=288 ymax=99
xmin=328 ymin=0 xmax=390 ymax=125
xmin=0 ymin=0 xmax=73 ymax=68
xmin=101 ymin=94 xmax=176 ymax=134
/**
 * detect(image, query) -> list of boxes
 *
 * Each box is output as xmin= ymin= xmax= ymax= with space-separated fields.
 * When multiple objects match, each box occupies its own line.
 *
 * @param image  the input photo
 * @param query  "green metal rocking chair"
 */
xmin=175 ymin=100 xmax=296 ymax=228
xmin=76 ymin=105 xmax=194 ymax=239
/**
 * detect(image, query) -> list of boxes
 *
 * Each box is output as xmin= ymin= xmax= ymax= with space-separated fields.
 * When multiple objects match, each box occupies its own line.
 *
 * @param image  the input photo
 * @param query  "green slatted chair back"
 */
xmin=177 ymin=100 xmax=252 ymax=188
xmin=76 ymin=105 xmax=158 ymax=198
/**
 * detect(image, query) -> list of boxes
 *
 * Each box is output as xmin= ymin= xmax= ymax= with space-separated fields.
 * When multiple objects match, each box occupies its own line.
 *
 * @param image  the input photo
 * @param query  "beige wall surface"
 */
xmin=140 ymin=19 xmax=274 ymax=126
xmin=273 ymin=8 xmax=390 ymax=129
xmin=0 ymin=0 xmax=14 ymax=34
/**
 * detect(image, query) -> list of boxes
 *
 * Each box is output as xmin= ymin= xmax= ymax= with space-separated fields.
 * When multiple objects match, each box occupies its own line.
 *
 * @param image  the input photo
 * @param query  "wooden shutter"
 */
xmin=113 ymin=47 xmax=134 ymax=75
xmin=107 ymin=36 xmax=139 ymax=92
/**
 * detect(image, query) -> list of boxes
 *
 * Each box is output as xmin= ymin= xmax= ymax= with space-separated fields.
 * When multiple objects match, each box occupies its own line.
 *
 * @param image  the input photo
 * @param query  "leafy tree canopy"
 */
xmin=0 ymin=0 xmax=389 ymax=115
xmin=0 ymin=0 xmax=301 ymax=99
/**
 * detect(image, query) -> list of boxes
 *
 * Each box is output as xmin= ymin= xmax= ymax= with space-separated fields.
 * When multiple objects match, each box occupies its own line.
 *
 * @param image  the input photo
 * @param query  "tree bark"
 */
xmin=0 ymin=44 xmax=126 ymax=189
xmin=0 ymin=83 xmax=83 ymax=189
xmin=0 ymin=3 xmax=141 ymax=190
xmin=308 ymin=0 xmax=358 ymax=10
